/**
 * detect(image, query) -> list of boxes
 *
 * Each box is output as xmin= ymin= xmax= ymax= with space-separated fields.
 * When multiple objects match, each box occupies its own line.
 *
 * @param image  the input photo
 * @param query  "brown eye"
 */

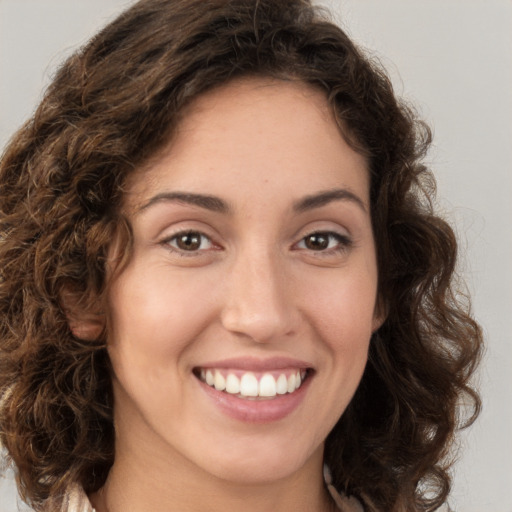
xmin=297 ymin=231 xmax=351 ymax=252
xmin=304 ymin=233 xmax=330 ymax=250
xmin=167 ymin=231 xmax=212 ymax=252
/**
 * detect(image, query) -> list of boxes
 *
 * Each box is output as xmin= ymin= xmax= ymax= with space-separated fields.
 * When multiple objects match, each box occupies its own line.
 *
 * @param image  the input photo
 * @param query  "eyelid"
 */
xmin=160 ymin=228 xmax=221 ymax=256
xmin=293 ymin=230 xmax=353 ymax=253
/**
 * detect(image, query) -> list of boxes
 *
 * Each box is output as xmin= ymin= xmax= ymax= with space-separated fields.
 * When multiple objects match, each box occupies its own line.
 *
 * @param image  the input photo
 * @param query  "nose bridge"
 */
xmin=220 ymin=243 xmax=296 ymax=343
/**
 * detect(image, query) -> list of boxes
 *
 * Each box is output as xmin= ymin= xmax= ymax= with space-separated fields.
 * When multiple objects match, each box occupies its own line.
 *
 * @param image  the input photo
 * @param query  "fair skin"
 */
xmin=86 ymin=78 xmax=383 ymax=512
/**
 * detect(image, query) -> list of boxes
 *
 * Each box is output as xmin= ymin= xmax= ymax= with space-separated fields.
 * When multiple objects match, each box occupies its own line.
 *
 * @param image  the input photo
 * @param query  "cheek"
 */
xmin=303 ymin=269 xmax=378 ymax=343
xmin=298 ymin=264 xmax=377 ymax=402
xmin=106 ymin=263 xmax=217 ymax=374
xmin=294 ymin=271 xmax=376 ymax=440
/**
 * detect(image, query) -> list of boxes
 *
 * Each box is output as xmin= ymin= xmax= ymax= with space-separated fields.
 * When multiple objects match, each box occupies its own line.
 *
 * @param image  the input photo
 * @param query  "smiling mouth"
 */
xmin=194 ymin=368 xmax=311 ymax=399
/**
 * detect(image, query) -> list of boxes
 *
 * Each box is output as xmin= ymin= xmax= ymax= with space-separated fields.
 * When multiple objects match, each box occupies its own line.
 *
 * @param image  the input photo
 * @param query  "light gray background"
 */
xmin=1 ymin=1 xmax=511 ymax=511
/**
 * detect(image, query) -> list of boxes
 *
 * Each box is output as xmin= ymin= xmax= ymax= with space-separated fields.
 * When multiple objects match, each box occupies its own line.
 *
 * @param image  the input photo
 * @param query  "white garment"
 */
xmin=46 ymin=484 xmax=95 ymax=512
xmin=50 ymin=481 xmax=452 ymax=512
xmin=52 ymin=479 xmax=365 ymax=512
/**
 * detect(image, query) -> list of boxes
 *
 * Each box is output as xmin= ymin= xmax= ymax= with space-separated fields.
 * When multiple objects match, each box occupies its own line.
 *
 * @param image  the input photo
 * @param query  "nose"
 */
xmin=220 ymin=248 xmax=298 ymax=344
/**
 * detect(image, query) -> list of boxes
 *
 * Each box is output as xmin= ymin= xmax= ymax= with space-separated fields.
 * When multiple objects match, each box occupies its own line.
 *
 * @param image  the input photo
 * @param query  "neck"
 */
xmin=90 ymin=438 xmax=335 ymax=512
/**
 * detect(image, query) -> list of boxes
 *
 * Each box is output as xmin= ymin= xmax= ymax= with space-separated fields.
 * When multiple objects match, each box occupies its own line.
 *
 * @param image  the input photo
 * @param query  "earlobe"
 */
xmin=67 ymin=314 xmax=105 ymax=341
xmin=60 ymin=287 xmax=105 ymax=341
xmin=371 ymin=315 xmax=385 ymax=334
xmin=372 ymin=297 xmax=388 ymax=333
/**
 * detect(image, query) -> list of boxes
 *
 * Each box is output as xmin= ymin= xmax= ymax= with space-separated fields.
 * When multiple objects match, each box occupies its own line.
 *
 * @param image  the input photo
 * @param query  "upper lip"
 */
xmin=195 ymin=356 xmax=313 ymax=372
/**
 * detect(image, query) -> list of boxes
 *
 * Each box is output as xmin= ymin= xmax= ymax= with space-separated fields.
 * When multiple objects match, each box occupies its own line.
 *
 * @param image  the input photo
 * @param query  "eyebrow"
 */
xmin=293 ymin=188 xmax=367 ymax=213
xmin=137 ymin=187 xmax=366 ymax=215
xmin=138 ymin=192 xmax=230 ymax=214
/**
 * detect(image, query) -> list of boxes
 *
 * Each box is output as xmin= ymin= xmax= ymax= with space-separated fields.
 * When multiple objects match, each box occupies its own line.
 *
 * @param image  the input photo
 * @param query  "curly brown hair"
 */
xmin=0 ymin=0 xmax=482 ymax=511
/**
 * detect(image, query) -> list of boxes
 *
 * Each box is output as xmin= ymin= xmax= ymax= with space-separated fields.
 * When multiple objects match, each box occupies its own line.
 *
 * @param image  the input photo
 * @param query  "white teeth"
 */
xmin=225 ymin=373 xmax=240 ymax=394
xmin=276 ymin=374 xmax=288 ymax=395
xmin=259 ymin=373 xmax=276 ymax=397
xmin=214 ymin=370 xmax=226 ymax=391
xmin=295 ymin=371 xmax=301 ymax=390
xmin=199 ymin=369 xmax=308 ymax=398
xmin=240 ymin=372 xmax=259 ymax=397
xmin=287 ymin=373 xmax=296 ymax=393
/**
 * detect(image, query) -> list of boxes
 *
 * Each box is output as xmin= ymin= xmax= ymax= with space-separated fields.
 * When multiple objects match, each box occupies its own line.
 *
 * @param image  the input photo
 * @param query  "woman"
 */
xmin=0 ymin=0 xmax=482 ymax=511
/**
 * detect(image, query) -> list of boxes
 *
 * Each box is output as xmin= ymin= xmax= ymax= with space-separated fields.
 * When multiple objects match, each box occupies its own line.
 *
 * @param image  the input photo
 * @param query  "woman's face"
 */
xmin=106 ymin=78 xmax=382 ymax=484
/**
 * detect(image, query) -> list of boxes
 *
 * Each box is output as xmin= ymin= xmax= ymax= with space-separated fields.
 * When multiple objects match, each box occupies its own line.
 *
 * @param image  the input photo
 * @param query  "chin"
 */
xmin=190 ymin=435 xmax=324 ymax=485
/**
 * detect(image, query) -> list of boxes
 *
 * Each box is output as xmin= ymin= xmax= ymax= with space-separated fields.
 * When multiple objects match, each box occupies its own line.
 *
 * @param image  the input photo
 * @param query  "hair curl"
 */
xmin=0 ymin=1 xmax=482 ymax=510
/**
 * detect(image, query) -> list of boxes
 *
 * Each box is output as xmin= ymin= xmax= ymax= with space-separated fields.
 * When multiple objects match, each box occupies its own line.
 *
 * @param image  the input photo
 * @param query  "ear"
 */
xmin=60 ymin=287 xmax=105 ymax=341
xmin=371 ymin=295 xmax=388 ymax=333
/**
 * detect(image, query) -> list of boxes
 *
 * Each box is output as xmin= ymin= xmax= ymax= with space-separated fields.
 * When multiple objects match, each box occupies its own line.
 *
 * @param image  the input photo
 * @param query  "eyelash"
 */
xmin=161 ymin=229 xmax=352 ymax=256
xmin=294 ymin=231 xmax=353 ymax=254
xmin=161 ymin=230 xmax=216 ymax=256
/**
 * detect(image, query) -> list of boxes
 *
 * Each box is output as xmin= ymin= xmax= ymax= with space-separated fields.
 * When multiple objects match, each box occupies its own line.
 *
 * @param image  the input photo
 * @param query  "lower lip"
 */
xmin=197 ymin=375 xmax=312 ymax=424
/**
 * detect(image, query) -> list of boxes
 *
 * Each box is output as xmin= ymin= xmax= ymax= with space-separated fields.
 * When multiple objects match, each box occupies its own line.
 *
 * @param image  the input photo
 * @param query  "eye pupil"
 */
xmin=305 ymin=233 xmax=329 ymax=250
xmin=177 ymin=232 xmax=201 ymax=250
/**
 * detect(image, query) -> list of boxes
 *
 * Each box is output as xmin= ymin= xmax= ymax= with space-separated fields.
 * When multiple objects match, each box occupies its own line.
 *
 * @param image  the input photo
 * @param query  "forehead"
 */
xmin=124 ymin=77 xmax=369 ymax=211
